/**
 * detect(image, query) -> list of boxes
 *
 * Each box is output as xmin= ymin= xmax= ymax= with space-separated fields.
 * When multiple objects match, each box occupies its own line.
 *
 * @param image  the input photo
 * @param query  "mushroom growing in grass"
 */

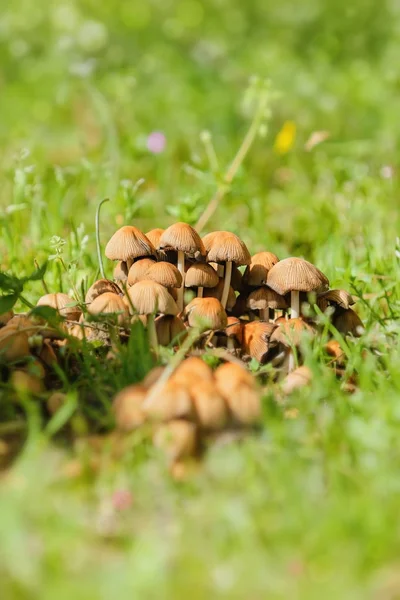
xmin=105 ymin=225 xmax=156 ymax=269
xmin=317 ymin=289 xmax=355 ymax=313
xmin=333 ymin=308 xmax=364 ymax=337
xmin=214 ymin=362 xmax=261 ymax=426
xmin=243 ymin=251 xmax=280 ymax=287
xmin=203 ymin=231 xmax=250 ymax=309
xmin=146 ymin=262 xmax=183 ymax=290
xmin=126 ymin=280 xmax=178 ymax=349
xmin=225 ymin=316 xmax=243 ymax=351
xmin=185 ymin=263 xmax=219 ymax=298
xmin=155 ymin=315 xmax=187 ymax=346
xmin=183 ymin=297 xmax=227 ymax=332
xmin=37 ymin=293 xmax=81 ymax=322
xmin=158 ymin=223 xmax=205 ymax=312
xmin=85 ymin=279 xmax=122 ymax=305
xmin=88 ymin=292 xmax=129 ymax=326
xmin=242 ymin=321 xmax=276 ymax=363
xmin=127 ymin=258 xmax=157 ymax=286
xmin=113 ymin=261 xmax=129 ymax=283
xmin=270 ymin=317 xmax=316 ymax=373
xmin=267 ymin=257 xmax=329 ymax=319
xmin=145 ymin=228 xmax=165 ymax=248
xmin=246 ymin=287 xmax=288 ymax=322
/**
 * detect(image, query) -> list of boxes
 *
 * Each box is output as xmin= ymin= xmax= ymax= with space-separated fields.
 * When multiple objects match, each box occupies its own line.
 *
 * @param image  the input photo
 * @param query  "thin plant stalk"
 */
xmin=221 ymin=261 xmax=232 ymax=309
xmin=95 ymin=198 xmax=110 ymax=280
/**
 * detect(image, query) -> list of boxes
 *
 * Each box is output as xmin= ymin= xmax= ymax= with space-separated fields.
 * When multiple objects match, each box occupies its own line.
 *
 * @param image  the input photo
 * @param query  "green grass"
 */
xmin=1 ymin=0 xmax=400 ymax=597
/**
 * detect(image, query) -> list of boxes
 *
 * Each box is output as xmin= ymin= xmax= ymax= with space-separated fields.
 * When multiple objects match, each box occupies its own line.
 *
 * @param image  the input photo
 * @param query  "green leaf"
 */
xmin=29 ymin=305 xmax=61 ymax=325
xmin=21 ymin=262 xmax=48 ymax=283
xmin=0 ymin=293 xmax=19 ymax=313
xmin=0 ymin=272 xmax=23 ymax=294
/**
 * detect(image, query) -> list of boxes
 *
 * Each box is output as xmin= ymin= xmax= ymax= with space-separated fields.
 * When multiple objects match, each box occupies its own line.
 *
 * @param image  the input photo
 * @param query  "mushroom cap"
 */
xmin=317 ymin=289 xmax=355 ymax=311
xmin=0 ymin=310 xmax=13 ymax=327
xmin=37 ymin=293 xmax=81 ymax=321
xmin=242 ymin=321 xmax=276 ymax=363
xmin=267 ymin=257 xmax=329 ymax=295
xmin=214 ymin=363 xmax=261 ymax=425
xmin=127 ymin=258 xmax=157 ymax=286
xmin=271 ymin=317 xmax=315 ymax=348
xmin=225 ymin=316 xmax=243 ymax=343
xmin=145 ymin=228 xmax=165 ymax=248
xmin=246 ymin=287 xmax=288 ymax=311
xmin=0 ymin=328 xmax=30 ymax=362
xmin=153 ymin=419 xmax=197 ymax=462
xmin=203 ymin=231 xmax=251 ymax=266
xmin=105 ymin=226 xmax=156 ymax=262
xmin=159 ymin=222 xmax=205 ymax=257
xmin=112 ymin=384 xmax=147 ymax=431
xmin=155 ymin=315 xmax=186 ymax=346
xmin=183 ymin=297 xmax=227 ymax=331
xmin=333 ymin=308 xmax=364 ymax=337
xmin=85 ymin=279 xmax=122 ymax=305
xmin=190 ymin=380 xmax=228 ymax=430
xmin=113 ymin=261 xmax=129 ymax=282
xmin=281 ymin=366 xmax=312 ymax=395
xmin=243 ymin=251 xmax=280 ymax=287
xmin=204 ymin=279 xmax=237 ymax=311
xmin=173 ymin=356 xmax=214 ymax=385
xmin=126 ymin=280 xmax=178 ymax=316
xmin=185 ymin=263 xmax=219 ymax=289
xmin=146 ymin=262 xmax=183 ymax=288
xmin=88 ymin=292 xmax=128 ymax=326
xmin=145 ymin=381 xmax=194 ymax=421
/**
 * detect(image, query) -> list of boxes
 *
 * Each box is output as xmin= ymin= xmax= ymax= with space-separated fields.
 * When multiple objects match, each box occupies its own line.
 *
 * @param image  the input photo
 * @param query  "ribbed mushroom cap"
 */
xmin=85 ymin=279 xmax=122 ymax=305
xmin=0 ymin=327 xmax=30 ymax=362
xmin=246 ymin=287 xmax=288 ymax=311
xmin=153 ymin=419 xmax=197 ymax=462
xmin=225 ymin=316 xmax=243 ymax=343
xmin=214 ymin=362 xmax=261 ymax=425
xmin=267 ymin=257 xmax=329 ymax=295
xmin=271 ymin=317 xmax=315 ymax=348
xmin=333 ymin=308 xmax=364 ymax=337
xmin=146 ymin=262 xmax=182 ymax=288
xmin=183 ymin=297 xmax=227 ymax=331
xmin=185 ymin=263 xmax=219 ymax=288
xmin=37 ymin=293 xmax=81 ymax=321
xmin=145 ymin=228 xmax=165 ymax=248
xmin=243 ymin=251 xmax=280 ymax=287
xmin=172 ymin=356 xmax=214 ymax=385
xmin=112 ymin=384 xmax=147 ymax=431
xmin=204 ymin=279 xmax=237 ymax=311
xmin=281 ymin=366 xmax=312 ymax=395
xmin=88 ymin=292 xmax=128 ymax=324
xmin=144 ymin=381 xmax=193 ymax=421
xmin=190 ymin=380 xmax=228 ymax=430
xmin=126 ymin=280 xmax=178 ymax=316
xmin=105 ymin=226 xmax=156 ymax=262
xmin=113 ymin=260 xmax=129 ymax=282
xmin=203 ymin=231 xmax=251 ymax=266
xmin=127 ymin=258 xmax=156 ymax=286
xmin=155 ymin=315 xmax=186 ymax=346
xmin=159 ymin=222 xmax=205 ymax=258
xmin=242 ymin=321 xmax=276 ymax=363
xmin=317 ymin=289 xmax=355 ymax=311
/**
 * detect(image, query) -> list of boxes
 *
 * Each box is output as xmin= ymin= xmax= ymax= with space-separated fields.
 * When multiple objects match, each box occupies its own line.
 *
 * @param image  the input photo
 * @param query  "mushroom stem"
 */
xmin=176 ymin=250 xmax=185 ymax=312
xmin=261 ymin=308 xmax=269 ymax=321
xmin=95 ymin=198 xmax=110 ymax=279
xmin=291 ymin=291 xmax=300 ymax=319
xmin=227 ymin=337 xmax=235 ymax=351
xmin=269 ymin=308 xmax=275 ymax=322
xmin=197 ymin=286 xmax=204 ymax=298
xmin=147 ymin=314 xmax=158 ymax=351
xmin=221 ymin=261 xmax=232 ymax=309
xmin=288 ymin=351 xmax=295 ymax=373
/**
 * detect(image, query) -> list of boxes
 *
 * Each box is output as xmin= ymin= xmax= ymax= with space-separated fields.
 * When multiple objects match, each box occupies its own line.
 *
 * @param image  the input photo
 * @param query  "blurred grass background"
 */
xmin=1 ymin=2 xmax=400 ymax=598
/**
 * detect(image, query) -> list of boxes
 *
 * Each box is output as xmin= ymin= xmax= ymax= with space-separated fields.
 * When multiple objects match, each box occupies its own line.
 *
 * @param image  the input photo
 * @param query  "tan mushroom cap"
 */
xmin=85 ymin=279 xmax=122 ymax=305
xmin=203 ymin=231 xmax=251 ymax=266
xmin=333 ymin=308 xmax=364 ymax=337
xmin=0 ymin=327 xmax=30 ymax=362
xmin=173 ymin=356 xmax=214 ymax=385
xmin=88 ymin=291 xmax=128 ymax=315
xmin=145 ymin=228 xmax=165 ymax=248
xmin=0 ymin=311 xmax=13 ymax=327
xmin=242 ymin=321 xmax=276 ymax=362
xmin=145 ymin=381 xmax=193 ymax=421
xmin=214 ymin=362 xmax=261 ymax=425
xmin=112 ymin=384 xmax=147 ymax=431
xmin=105 ymin=226 xmax=156 ymax=262
xmin=155 ymin=315 xmax=186 ymax=346
xmin=113 ymin=260 xmax=129 ymax=282
xmin=153 ymin=419 xmax=197 ymax=462
xmin=146 ymin=262 xmax=183 ymax=288
xmin=246 ymin=287 xmax=288 ymax=311
xmin=225 ymin=316 xmax=243 ymax=344
xmin=281 ymin=366 xmax=312 ymax=395
xmin=126 ymin=280 xmax=178 ymax=316
xmin=127 ymin=257 xmax=157 ymax=286
xmin=317 ymin=289 xmax=355 ymax=311
xmin=184 ymin=297 xmax=228 ymax=331
xmin=204 ymin=279 xmax=237 ymax=311
xmin=271 ymin=317 xmax=315 ymax=348
xmin=37 ymin=293 xmax=81 ymax=321
xmin=267 ymin=257 xmax=329 ymax=295
xmin=159 ymin=222 xmax=205 ymax=258
xmin=185 ymin=263 xmax=219 ymax=288
xmin=243 ymin=251 xmax=280 ymax=287
xmin=190 ymin=381 xmax=228 ymax=430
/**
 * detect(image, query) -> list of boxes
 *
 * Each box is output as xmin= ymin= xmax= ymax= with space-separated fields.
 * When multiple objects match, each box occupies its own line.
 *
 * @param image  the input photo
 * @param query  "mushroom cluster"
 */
xmin=0 ymin=221 xmax=365 ymax=468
